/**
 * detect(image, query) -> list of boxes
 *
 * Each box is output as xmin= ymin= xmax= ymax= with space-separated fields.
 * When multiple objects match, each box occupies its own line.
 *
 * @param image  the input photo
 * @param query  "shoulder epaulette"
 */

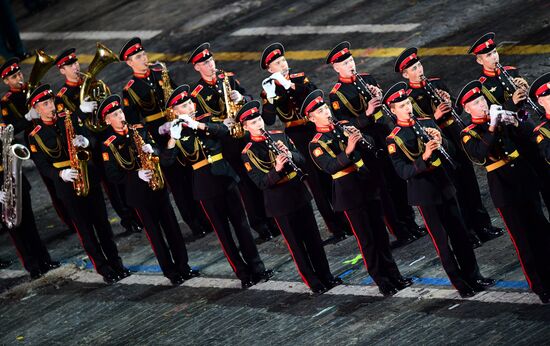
xmin=191 ymin=84 xmax=203 ymax=98
xmin=124 ymin=79 xmax=134 ymax=91
xmin=330 ymin=83 xmax=342 ymax=94
xmin=2 ymin=92 xmax=12 ymax=101
xmin=387 ymin=127 xmax=401 ymax=139
xmin=504 ymin=66 xmax=516 ymax=71
xmin=29 ymin=125 xmax=41 ymax=137
xmin=359 ymin=72 xmax=370 ymax=77
xmin=534 ymin=121 xmax=547 ymax=133
xmin=57 ymin=87 xmax=67 ymax=97
xmin=225 ymin=71 xmax=235 ymax=77
xmin=311 ymin=133 xmax=323 ymax=143
xmin=428 ymin=77 xmax=440 ymax=81
xmin=152 ymin=67 xmax=163 ymax=72
xmin=462 ymin=123 xmax=477 ymax=133
xmin=268 ymin=130 xmax=284 ymax=134
xmin=290 ymin=72 xmax=305 ymax=79
xmin=242 ymin=142 xmax=252 ymax=154
xmin=479 ymin=76 xmax=487 ymax=83
xmin=104 ymin=135 xmax=116 ymax=146
xmin=133 ymin=123 xmax=144 ymax=129
xmin=195 ymin=112 xmax=210 ymax=121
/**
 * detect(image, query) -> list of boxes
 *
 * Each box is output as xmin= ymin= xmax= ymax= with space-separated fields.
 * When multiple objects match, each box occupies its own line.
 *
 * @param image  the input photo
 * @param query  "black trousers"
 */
xmin=418 ymin=198 xmax=481 ymax=291
xmin=6 ymin=180 xmax=52 ymax=273
xmin=64 ymin=184 xmax=122 ymax=277
xmin=498 ymin=203 xmax=550 ymax=295
xmin=274 ymin=203 xmax=334 ymax=291
xmin=200 ymin=185 xmax=265 ymax=281
xmin=135 ymin=189 xmax=191 ymax=280
xmin=39 ymin=172 xmax=74 ymax=230
xmin=344 ymin=200 xmax=402 ymax=287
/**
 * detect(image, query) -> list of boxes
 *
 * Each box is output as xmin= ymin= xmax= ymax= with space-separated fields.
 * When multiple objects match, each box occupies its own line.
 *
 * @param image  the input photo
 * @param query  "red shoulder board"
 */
xmin=387 ymin=127 xmax=401 ymax=139
xmin=124 ymin=80 xmax=134 ymax=91
xmin=428 ymin=77 xmax=440 ymax=81
xmin=269 ymin=130 xmax=283 ymax=134
xmin=534 ymin=121 xmax=547 ymax=133
xmin=133 ymin=123 xmax=144 ymax=129
xmin=311 ymin=133 xmax=323 ymax=143
xmin=462 ymin=123 xmax=477 ymax=133
xmin=195 ymin=112 xmax=210 ymax=121
xmin=104 ymin=135 xmax=116 ymax=147
xmin=2 ymin=92 xmax=12 ymax=101
xmin=290 ymin=72 xmax=305 ymax=78
xmin=479 ymin=76 xmax=487 ymax=83
xmin=242 ymin=142 xmax=252 ymax=154
xmin=57 ymin=111 xmax=67 ymax=118
xmin=225 ymin=72 xmax=235 ymax=77
xmin=152 ymin=67 xmax=163 ymax=72
xmin=359 ymin=73 xmax=370 ymax=77
xmin=339 ymin=119 xmax=350 ymax=125
xmin=191 ymin=85 xmax=203 ymax=98
xmin=29 ymin=125 xmax=41 ymax=137
xmin=57 ymin=87 xmax=67 ymax=97
xmin=504 ymin=66 xmax=516 ymax=70
xmin=330 ymin=83 xmax=342 ymax=94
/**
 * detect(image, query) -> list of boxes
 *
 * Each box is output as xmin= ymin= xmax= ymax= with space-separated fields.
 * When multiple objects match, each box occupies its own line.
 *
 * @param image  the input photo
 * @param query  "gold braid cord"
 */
xmin=460 ymin=129 xmax=486 ymax=166
xmin=247 ymin=149 xmax=276 ymax=173
xmin=409 ymin=97 xmax=431 ymax=118
xmin=110 ymin=143 xmax=136 ymax=170
xmin=336 ymin=91 xmax=366 ymax=117
xmin=393 ymin=136 xmax=424 ymax=162
xmin=481 ymin=85 xmax=502 ymax=105
xmin=196 ymin=94 xmax=224 ymax=117
xmin=61 ymin=95 xmax=77 ymax=112
xmin=6 ymin=102 xmax=23 ymax=119
xmin=175 ymin=137 xmax=202 ymax=165
xmin=34 ymin=133 xmax=63 ymax=159
xmin=127 ymin=88 xmax=157 ymax=111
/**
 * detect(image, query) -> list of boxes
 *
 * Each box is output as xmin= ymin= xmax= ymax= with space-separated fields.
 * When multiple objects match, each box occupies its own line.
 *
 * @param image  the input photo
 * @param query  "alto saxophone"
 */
xmin=219 ymin=69 xmax=245 ymax=138
xmin=130 ymin=124 xmax=164 ymax=191
xmin=148 ymin=61 xmax=176 ymax=121
xmin=65 ymin=109 xmax=90 ymax=197
xmin=1 ymin=124 xmax=30 ymax=229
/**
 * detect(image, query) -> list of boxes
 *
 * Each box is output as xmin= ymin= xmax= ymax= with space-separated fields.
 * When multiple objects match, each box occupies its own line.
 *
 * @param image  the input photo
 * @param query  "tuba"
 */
xmin=130 ymin=124 xmax=164 ymax=191
xmin=218 ymin=69 xmax=245 ymax=138
xmin=65 ymin=109 xmax=90 ymax=197
xmin=26 ymin=49 xmax=55 ymax=102
xmin=79 ymin=43 xmax=119 ymax=131
xmin=1 ymin=125 xmax=31 ymax=229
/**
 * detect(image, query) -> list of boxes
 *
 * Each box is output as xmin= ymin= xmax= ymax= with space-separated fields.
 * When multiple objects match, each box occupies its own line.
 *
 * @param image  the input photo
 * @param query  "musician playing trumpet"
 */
xmin=27 ymin=84 xmax=128 ymax=284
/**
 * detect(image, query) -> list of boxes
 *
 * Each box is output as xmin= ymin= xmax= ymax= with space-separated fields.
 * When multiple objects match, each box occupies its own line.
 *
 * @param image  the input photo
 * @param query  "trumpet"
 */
xmin=261 ymin=129 xmax=306 ymax=181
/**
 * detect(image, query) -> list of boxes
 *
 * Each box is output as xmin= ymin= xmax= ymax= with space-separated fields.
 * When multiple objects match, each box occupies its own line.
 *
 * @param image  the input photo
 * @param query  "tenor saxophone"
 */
xmin=130 ymin=124 xmax=164 ymax=191
xmin=65 ymin=109 xmax=90 ymax=197
xmin=219 ymin=69 xmax=245 ymax=138
xmin=1 ymin=125 xmax=30 ymax=229
xmin=148 ymin=61 xmax=176 ymax=121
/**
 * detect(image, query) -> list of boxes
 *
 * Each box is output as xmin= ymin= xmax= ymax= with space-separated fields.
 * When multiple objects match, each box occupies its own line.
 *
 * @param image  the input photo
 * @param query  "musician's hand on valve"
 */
xmin=366 ymin=97 xmax=381 ymax=116
xmin=60 ymin=168 xmax=79 ymax=182
xmin=262 ymin=77 xmax=277 ymax=99
xmin=72 ymin=135 xmax=89 ymax=148
xmin=367 ymin=84 xmax=383 ymax=98
xmin=230 ymin=90 xmax=243 ymax=103
xmin=179 ymin=114 xmax=199 ymax=130
xmin=79 ymin=97 xmax=97 ymax=114
xmin=169 ymin=120 xmax=182 ymax=140
xmin=141 ymin=144 xmax=154 ymax=154
xmin=489 ymin=105 xmax=502 ymax=129
xmin=223 ymin=118 xmax=235 ymax=128
xmin=422 ymin=140 xmax=439 ymax=161
xmin=345 ymin=131 xmax=362 ymax=155
xmin=512 ymin=88 xmax=527 ymax=105
xmin=425 ymin=128 xmax=442 ymax=143
xmin=0 ymin=191 xmax=7 ymax=204
xmin=271 ymin=72 xmax=292 ymax=90
xmin=434 ymin=102 xmax=451 ymax=120
xmin=274 ymin=154 xmax=289 ymax=172
xmin=138 ymin=169 xmax=153 ymax=182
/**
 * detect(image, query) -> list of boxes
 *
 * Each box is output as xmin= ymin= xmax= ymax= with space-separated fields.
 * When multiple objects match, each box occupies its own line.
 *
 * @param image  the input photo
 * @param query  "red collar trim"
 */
xmin=397 ymin=119 xmax=415 ymax=127
xmin=338 ymin=75 xmax=356 ymax=84
xmin=115 ymin=128 xmax=128 ymax=136
xmin=203 ymin=76 xmax=217 ymax=85
xmin=471 ymin=116 xmax=488 ymax=124
xmin=9 ymin=87 xmax=22 ymax=93
xmin=65 ymin=79 xmax=82 ymax=87
xmin=134 ymin=69 xmax=151 ymax=79
xmin=546 ymin=114 xmax=550 ymax=120
xmin=408 ymin=80 xmax=426 ymax=89
xmin=251 ymin=135 xmax=266 ymax=142
xmin=42 ymin=116 xmax=57 ymax=125
xmin=316 ymin=125 xmax=334 ymax=133
xmin=483 ymin=68 xmax=499 ymax=77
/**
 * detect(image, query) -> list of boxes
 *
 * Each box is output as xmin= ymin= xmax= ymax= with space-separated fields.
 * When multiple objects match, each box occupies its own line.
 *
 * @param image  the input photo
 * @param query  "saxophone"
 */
xmin=148 ymin=61 xmax=176 ymax=121
xmin=1 ymin=125 xmax=30 ymax=229
xmin=130 ymin=124 xmax=164 ymax=191
xmin=219 ymin=69 xmax=245 ymax=138
xmin=65 ymin=109 xmax=90 ymax=197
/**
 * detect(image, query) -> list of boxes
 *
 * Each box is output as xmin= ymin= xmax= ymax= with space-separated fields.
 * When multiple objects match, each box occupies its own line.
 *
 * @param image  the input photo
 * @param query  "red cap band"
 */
xmin=30 ymin=90 xmax=52 ymax=107
xmin=265 ymin=49 xmax=281 ymax=66
xmin=102 ymin=101 xmax=120 ymax=118
xmin=535 ymin=82 xmax=550 ymax=98
xmin=123 ymin=44 xmax=142 ymax=61
xmin=305 ymin=96 xmax=324 ymax=116
xmin=191 ymin=49 xmax=210 ymax=64
xmin=385 ymin=89 xmax=408 ymax=105
xmin=399 ymin=53 xmax=417 ymax=72
xmin=461 ymin=87 xmax=481 ymax=106
xmin=473 ymin=39 xmax=495 ymax=54
xmin=330 ymin=48 xmax=350 ymax=63
xmin=56 ymin=53 xmax=77 ymax=67
xmin=1 ymin=63 xmax=19 ymax=79
xmin=239 ymin=107 xmax=259 ymax=122
xmin=169 ymin=91 xmax=188 ymax=107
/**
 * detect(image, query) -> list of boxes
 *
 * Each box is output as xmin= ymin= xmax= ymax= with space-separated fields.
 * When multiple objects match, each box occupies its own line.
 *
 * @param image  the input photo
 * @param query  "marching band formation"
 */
xmin=1 ymin=32 xmax=550 ymax=303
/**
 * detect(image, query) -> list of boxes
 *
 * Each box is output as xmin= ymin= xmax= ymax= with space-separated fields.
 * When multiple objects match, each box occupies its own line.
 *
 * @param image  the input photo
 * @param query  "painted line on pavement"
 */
xmin=20 ymin=31 xmax=162 ymax=40
xmin=230 ymin=24 xmax=421 ymax=36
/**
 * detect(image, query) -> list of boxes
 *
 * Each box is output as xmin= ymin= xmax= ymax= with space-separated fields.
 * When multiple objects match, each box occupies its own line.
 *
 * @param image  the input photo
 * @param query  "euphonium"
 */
xmin=26 ymin=49 xmax=55 ymax=102
xmin=80 ymin=43 xmax=119 ymax=131
xmin=130 ymin=124 xmax=164 ymax=191
xmin=148 ymin=61 xmax=176 ymax=121
xmin=65 ymin=109 xmax=90 ymax=196
xmin=219 ymin=69 xmax=245 ymax=138
xmin=1 ymin=124 xmax=30 ymax=229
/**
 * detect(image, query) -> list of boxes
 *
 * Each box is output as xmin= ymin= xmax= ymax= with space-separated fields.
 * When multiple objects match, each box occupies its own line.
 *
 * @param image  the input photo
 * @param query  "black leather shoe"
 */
xmin=241 ymin=279 xmax=255 ymax=289
xmin=252 ymin=269 xmax=273 ymax=283
xmin=322 ymin=233 xmax=347 ymax=245
xmin=468 ymin=233 xmax=483 ymax=249
xmin=103 ymin=273 xmax=119 ymax=284
xmin=325 ymin=277 xmax=343 ymax=289
xmin=476 ymin=227 xmax=504 ymax=242
xmin=391 ymin=277 xmax=414 ymax=290
xmin=311 ymin=284 xmax=329 ymax=295
xmin=458 ymin=287 xmax=477 ymax=298
xmin=192 ymin=229 xmax=207 ymax=239
xmin=114 ymin=267 xmax=132 ymax=279
xmin=390 ymin=236 xmax=415 ymax=249
xmin=0 ymin=259 xmax=12 ymax=269
xmin=30 ymin=270 xmax=43 ymax=280
xmin=169 ymin=275 xmax=185 ymax=286
xmin=379 ymin=285 xmax=399 ymax=297
xmin=40 ymin=260 xmax=61 ymax=273
xmin=409 ymin=225 xmax=427 ymax=238
xmin=181 ymin=269 xmax=200 ymax=280
xmin=469 ymin=278 xmax=496 ymax=292
xmin=538 ymin=292 xmax=550 ymax=304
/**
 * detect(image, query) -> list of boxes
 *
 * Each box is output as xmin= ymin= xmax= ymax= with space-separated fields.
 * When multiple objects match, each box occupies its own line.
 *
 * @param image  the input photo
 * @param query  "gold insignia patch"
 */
xmin=30 ymin=144 xmax=37 ymax=153
xmin=489 ymin=86 xmax=497 ymax=93
xmin=244 ymin=162 xmax=252 ymax=172
xmin=313 ymin=147 xmax=323 ymax=157
xmin=462 ymin=135 xmax=471 ymax=143
xmin=102 ymin=152 xmax=109 ymax=161
xmin=388 ymin=143 xmax=396 ymax=154
xmin=57 ymin=104 xmax=64 ymax=112
xmin=181 ymin=136 xmax=190 ymax=141
xmin=332 ymin=101 xmax=340 ymax=110
xmin=1 ymin=108 xmax=7 ymax=116
xmin=123 ymin=98 xmax=129 ymax=106
xmin=536 ymin=134 xmax=544 ymax=144
xmin=205 ymin=95 xmax=212 ymax=102
xmin=304 ymin=77 xmax=309 ymax=84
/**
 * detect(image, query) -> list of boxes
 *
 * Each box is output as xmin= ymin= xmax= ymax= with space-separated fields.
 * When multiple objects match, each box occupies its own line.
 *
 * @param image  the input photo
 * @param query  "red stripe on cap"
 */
xmin=1 ymin=63 xmax=18 ymax=79
xmin=265 ymin=49 xmax=281 ymax=66
xmin=385 ymin=89 xmax=407 ymax=105
xmin=191 ymin=49 xmax=210 ymax=64
xmin=239 ymin=107 xmax=259 ymax=122
xmin=399 ymin=53 xmax=417 ymax=72
xmin=461 ymin=87 xmax=481 ymax=106
xmin=330 ymin=48 xmax=349 ymax=63
xmin=169 ymin=91 xmax=188 ymax=107
xmin=30 ymin=90 xmax=52 ymax=107
xmin=473 ymin=39 xmax=494 ymax=54
xmin=56 ymin=53 xmax=76 ymax=67
xmin=535 ymin=82 xmax=550 ymax=98
xmin=123 ymin=43 xmax=142 ymax=61
xmin=101 ymin=101 xmax=119 ymax=118
xmin=305 ymin=96 xmax=323 ymax=116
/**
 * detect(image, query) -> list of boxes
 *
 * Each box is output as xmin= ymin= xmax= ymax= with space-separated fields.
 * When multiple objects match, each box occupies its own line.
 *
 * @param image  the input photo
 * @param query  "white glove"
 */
xmin=489 ymin=105 xmax=502 ymax=127
xmin=25 ymin=108 xmax=40 ymax=121
xmin=138 ymin=169 xmax=153 ymax=182
xmin=79 ymin=99 xmax=97 ymax=114
xmin=179 ymin=114 xmax=199 ymax=130
xmin=141 ymin=144 xmax=154 ymax=154
xmin=223 ymin=118 xmax=235 ymax=128
xmin=0 ymin=191 xmax=6 ymax=204
xmin=72 ymin=135 xmax=89 ymax=148
xmin=271 ymin=72 xmax=292 ymax=90
xmin=262 ymin=77 xmax=277 ymax=99
xmin=230 ymin=90 xmax=243 ymax=103
xmin=158 ymin=121 xmax=171 ymax=136
xmin=500 ymin=113 xmax=519 ymax=127
xmin=60 ymin=168 xmax=79 ymax=182
xmin=170 ymin=120 xmax=182 ymax=140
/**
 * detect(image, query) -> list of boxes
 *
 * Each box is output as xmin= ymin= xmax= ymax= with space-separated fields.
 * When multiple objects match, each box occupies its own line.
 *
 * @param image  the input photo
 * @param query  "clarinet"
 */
xmin=409 ymin=113 xmax=456 ymax=169
xmin=420 ymin=76 xmax=466 ymax=128
xmin=352 ymin=71 xmax=397 ymax=123
xmin=329 ymin=116 xmax=380 ymax=156
xmin=495 ymin=62 xmax=544 ymax=119
xmin=261 ymin=129 xmax=307 ymax=181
